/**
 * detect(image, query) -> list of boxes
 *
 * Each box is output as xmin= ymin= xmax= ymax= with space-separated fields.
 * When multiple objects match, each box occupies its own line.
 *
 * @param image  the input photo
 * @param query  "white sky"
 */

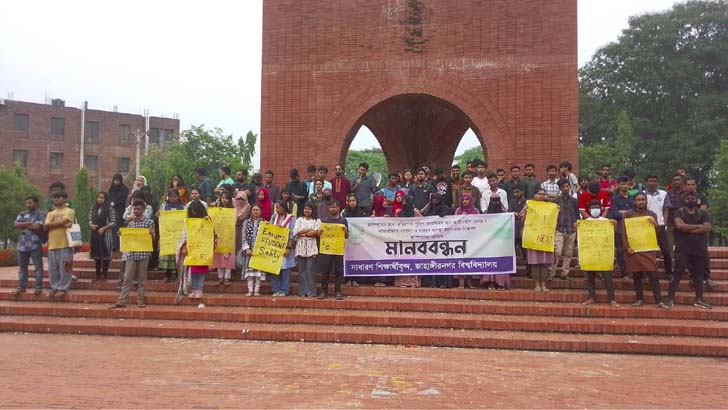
xmin=0 ymin=0 xmax=681 ymax=168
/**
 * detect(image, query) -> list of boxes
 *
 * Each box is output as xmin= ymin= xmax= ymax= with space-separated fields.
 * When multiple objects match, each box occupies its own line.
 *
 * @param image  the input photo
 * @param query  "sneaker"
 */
xmin=46 ymin=290 xmax=57 ymax=298
xmin=245 ymin=292 xmax=253 ymax=297
xmin=632 ymin=300 xmax=644 ymax=307
xmin=541 ymin=286 xmax=550 ymax=293
xmin=582 ymin=298 xmax=596 ymax=305
xmin=71 ymin=275 xmax=78 ymax=282
xmin=253 ymin=292 xmax=260 ymax=297
xmin=11 ymin=287 xmax=26 ymax=296
xmin=335 ymin=293 xmax=343 ymax=300
xmin=694 ymin=300 xmax=712 ymax=310
xmin=534 ymin=285 xmax=541 ymax=292
xmin=108 ymin=303 xmax=126 ymax=309
xmin=317 ymin=293 xmax=328 ymax=300
xmin=664 ymin=300 xmax=674 ymax=309
xmin=137 ymin=303 xmax=147 ymax=308
xmin=657 ymin=302 xmax=671 ymax=310
xmin=610 ymin=301 xmax=621 ymax=308
xmin=351 ymin=281 xmax=360 ymax=287
xmin=373 ymin=281 xmax=386 ymax=287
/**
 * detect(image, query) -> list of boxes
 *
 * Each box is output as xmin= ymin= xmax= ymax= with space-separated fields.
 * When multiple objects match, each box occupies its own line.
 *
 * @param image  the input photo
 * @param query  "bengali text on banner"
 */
xmin=344 ymin=214 xmax=515 ymax=277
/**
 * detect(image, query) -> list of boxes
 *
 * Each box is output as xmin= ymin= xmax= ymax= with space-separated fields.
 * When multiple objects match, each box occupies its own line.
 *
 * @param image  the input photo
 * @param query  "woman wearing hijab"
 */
xmin=482 ymin=193 xmax=511 ymax=290
xmin=455 ymin=193 xmax=479 ymax=288
xmin=131 ymin=175 xmax=147 ymax=194
xmin=387 ymin=190 xmax=406 ymax=217
xmin=371 ymin=193 xmax=388 ymax=217
xmin=234 ymin=190 xmax=251 ymax=273
xmin=423 ymin=193 xmax=453 ymax=288
xmin=257 ymin=187 xmax=273 ymax=222
xmin=88 ymin=192 xmax=116 ymax=282
xmin=108 ymin=173 xmax=129 ymax=253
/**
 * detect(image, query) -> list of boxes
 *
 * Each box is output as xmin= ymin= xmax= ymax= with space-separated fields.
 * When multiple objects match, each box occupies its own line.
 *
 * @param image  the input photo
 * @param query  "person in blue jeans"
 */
xmin=13 ymin=195 xmax=47 ymax=296
xmin=270 ymin=200 xmax=296 ymax=296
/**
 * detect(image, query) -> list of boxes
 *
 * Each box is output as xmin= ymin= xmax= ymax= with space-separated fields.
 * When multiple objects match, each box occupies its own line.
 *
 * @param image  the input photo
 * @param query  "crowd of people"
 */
xmin=12 ymin=159 xmax=715 ymax=310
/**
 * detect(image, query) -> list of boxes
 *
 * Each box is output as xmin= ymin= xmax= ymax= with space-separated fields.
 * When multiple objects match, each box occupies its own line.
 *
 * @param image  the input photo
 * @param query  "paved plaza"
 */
xmin=2 ymin=333 xmax=727 ymax=409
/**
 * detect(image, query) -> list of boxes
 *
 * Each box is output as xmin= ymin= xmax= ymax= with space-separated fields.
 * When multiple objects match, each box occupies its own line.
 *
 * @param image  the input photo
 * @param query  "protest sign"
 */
xmin=119 ymin=227 xmax=153 ymax=252
xmin=249 ymin=221 xmax=290 ymax=275
xmin=320 ymin=223 xmax=346 ymax=255
xmin=577 ymin=219 xmax=615 ymax=271
xmin=624 ymin=216 xmax=659 ymax=252
xmin=522 ymin=200 xmax=559 ymax=252
xmin=159 ymin=210 xmax=186 ymax=255
xmin=184 ymin=218 xmax=214 ymax=266
xmin=208 ymin=207 xmax=236 ymax=254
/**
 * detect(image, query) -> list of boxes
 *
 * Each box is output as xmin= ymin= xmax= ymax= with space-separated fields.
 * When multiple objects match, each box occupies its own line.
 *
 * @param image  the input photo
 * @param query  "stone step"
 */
xmin=2 ymin=301 xmax=727 ymax=338
xmin=38 ymin=267 xmax=728 ymax=283
xmin=4 ymin=285 xmax=728 ymax=309
xmin=1 ymin=315 xmax=726 ymax=356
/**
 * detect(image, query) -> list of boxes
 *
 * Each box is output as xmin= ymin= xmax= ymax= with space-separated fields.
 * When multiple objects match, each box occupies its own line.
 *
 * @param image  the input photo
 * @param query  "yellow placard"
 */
xmin=577 ymin=219 xmax=615 ymax=271
xmin=119 ymin=228 xmax=153 ymax=252
xmin=208 ymin=207 xmax=236 ymax=254
xmin=624 ymin=216 xmax=659 ymax=253
xmin=159 ymin=210 xmax=187 ymax=255
xmin=522 ymin=200 xmax=559 ymax=252
xmin=249 ymin=221 xmax=290 ymax=275
xmin=184 ymin=218 xmax=214 ymax=266
xmin=320 ymin=223 xmax=345 ymax=255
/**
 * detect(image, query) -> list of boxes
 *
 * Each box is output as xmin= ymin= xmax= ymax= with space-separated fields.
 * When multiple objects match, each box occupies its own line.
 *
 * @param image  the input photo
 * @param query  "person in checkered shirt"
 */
xmin=109 ymin=200 xmax=155 ymax=309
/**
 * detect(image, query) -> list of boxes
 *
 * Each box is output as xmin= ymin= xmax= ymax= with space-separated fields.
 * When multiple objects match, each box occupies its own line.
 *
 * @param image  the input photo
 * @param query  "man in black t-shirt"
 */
xmin=666 ymin=192 xmax=712 ymax=309
xmin=317 ymin=201 xmax=349 ymax=300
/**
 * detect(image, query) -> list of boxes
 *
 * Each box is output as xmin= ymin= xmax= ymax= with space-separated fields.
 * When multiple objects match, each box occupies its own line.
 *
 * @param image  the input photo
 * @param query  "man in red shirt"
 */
xmin=598 ymin=164 xmax=617 ymax=194
xmin=329 ymin=163 xmax=351 ymax=210
xmin=579 ymin=181 xmax=611 ymax=220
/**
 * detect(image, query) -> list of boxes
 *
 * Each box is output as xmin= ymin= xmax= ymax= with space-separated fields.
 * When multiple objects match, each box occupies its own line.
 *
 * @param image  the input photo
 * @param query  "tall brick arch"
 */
xmin=260 ymin=0 xmax=578 ymax=181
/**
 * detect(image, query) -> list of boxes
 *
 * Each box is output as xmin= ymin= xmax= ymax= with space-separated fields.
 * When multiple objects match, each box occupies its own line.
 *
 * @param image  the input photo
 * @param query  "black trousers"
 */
xmin=614 ymin=234 xmax=626 ymax=277
xmin=586 ymin=271 xmax=615 ymax=302
xmin=633 ymin=271 xmax=661 ymax=303
xmin=668 ymin=253 xmax=706 ymax=301
xmin=656 ymin=225 xmax=673 ymax=276
xmin=318 ymin=254 xmax=343 ymax=294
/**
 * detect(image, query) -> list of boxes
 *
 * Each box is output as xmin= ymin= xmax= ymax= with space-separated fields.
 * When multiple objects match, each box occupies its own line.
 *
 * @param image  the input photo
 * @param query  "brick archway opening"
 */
xmin=339 ymin=93 xmax=487 ymax=173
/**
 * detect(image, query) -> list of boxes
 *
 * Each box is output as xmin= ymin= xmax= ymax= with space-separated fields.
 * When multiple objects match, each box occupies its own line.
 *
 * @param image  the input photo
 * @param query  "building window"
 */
xmin=162 ymin=128 xmax=175 ymax=144
xmin=85 ymin=121 xmax=99 ymax=144
xmin=51 ymin=117 xmax=65 ymax=136
xmin=119 ymin=124 xmax=131 ymax=143
xmin=85 ymin=155 xmax=98 ymax=172
xmin=117 ymin=157 xmax=130 ymax=174
xmin=14 ymin=114 xmax=29 ymax=132
xmin=148 ymin=127 xmax=160 ymax=145
xmin=50 ymin=152 xmax=64 ymax=170
xmin=12 ymin=150 xmax=28 ymax=168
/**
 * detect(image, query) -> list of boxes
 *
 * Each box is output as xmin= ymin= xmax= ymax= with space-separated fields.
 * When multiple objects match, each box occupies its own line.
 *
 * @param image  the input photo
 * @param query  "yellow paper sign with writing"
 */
xmin=320 ymin=223 xmax=345 ymax=255
xmin=625 ymin=216 xmax=659 ymax=252
xmin=249 ymin=221 xmax=290 ymax=275
xmin=184 ymin=218 xmax=214 ymax=266
xmin=522 ymin=200 xmax=559 ymax=252
xmin=119 ymin=228 xmax=153 ymax=252
xmin=208 ymin=207 xmax=236 ymax=254
xmin=577 ymin=219 xmax=615 ymax=271
xmin=158 ymin=210 xmax=186 ymax=255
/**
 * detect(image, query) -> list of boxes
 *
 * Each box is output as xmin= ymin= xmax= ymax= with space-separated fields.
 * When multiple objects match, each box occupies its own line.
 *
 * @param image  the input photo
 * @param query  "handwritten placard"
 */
xmin=577 ymin=219 xmax=615 ymax=271
xmin=184 ymin=218 xmax=214 ymax=266
xmin=320 ymin=223 xmax=345 ymax=255
xmin=249 ymin=221 xmax=289 ymax=275
xmin=158 ymin=210 xmax=186 ymax=256
xmin=624 ymin=216 xmax=659 ymax=252
xmin=208 ymin=207 xmax=236 ymax=254
xmin=522 ymin=200 xmax=559 ymax=252
xmin=119 ymin=227 xmax=153 ymax=253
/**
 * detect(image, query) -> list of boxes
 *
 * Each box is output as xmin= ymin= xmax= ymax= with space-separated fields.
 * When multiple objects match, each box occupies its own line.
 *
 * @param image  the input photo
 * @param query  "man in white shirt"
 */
xmin=482 ymin=172 xmax=508 ymax=212
xmin=471 ymin=160 xmax=490 ymax=205
xmin=644 ymin=174 xmax=673 ymax=277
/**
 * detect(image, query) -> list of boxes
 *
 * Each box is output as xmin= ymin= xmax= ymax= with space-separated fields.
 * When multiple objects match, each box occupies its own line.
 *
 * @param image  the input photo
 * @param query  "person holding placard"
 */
xmin=520 ymin=188 xmax=555 ymax=293
xmin=317 ymin=201 xmax=349 ymax=300
xmin=578 ymin=200 xmax=619 ymax=307
xmin=241 ymin=205 xmax=265 ymax=296
xmin=158 ymin=189 xmax=185 ymax=283
xmin=212 ymin=191 xmax=236 ymax=286
xmin=178 ymin=201 xmax=215 ymax=299
xmin=293 ymin=202 xmax=321 ymax=298
xmin=109 ymin=200 xmax=155 ymax=309
xmin=549 ymin=179 xmax=579 ymax=280
xmin=270 ymin=200 xmax=297 ymax=297
xmin=622 ymin=192 xmax=670 ymax=309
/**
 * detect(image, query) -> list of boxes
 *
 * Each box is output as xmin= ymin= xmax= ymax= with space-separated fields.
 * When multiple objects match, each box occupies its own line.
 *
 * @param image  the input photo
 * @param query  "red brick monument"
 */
xmin=260 ymin=0 xmax=578 ymax=176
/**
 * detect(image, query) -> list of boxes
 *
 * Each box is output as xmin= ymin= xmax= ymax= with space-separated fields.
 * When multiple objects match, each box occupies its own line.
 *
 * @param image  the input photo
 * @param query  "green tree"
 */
xmin=345 ymin=148 xmax=389 ymax=183
xmin=141 ymin=126 xmax=257 ymax=200
xmin=0 ymin=164 xmax=43 ymax=242
xmin=453 ymin=146 xmax=486 ymax=170
xmin=74 ymin=168 xmax=97 ymax=242
xmin=579 ymin=0 xmax=728 ymax=185
xmin=579 ymin=142 xmax=616 ymax=179
xmin=708 ymin=139 xmax=728 ymax=238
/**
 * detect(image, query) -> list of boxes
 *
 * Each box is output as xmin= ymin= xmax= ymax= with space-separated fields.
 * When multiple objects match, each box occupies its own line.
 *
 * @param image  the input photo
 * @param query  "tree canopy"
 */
xmin=579 ymin=0 xmax=728 ymax=185
xmin=0 ymin=164 xmax=43 ymax=242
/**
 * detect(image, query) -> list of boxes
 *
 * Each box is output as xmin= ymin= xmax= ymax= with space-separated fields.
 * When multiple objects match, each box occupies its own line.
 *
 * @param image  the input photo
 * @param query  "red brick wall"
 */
xmin=260 ymin=0 xmax=578 ymax=181
xmin=0 ymin=100 xmax=179 ymax=197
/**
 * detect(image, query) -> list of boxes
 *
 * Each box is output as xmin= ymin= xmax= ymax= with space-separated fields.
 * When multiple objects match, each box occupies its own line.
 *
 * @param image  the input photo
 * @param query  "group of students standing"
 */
xmin=11 ymin=160 xmax=714 ymax=310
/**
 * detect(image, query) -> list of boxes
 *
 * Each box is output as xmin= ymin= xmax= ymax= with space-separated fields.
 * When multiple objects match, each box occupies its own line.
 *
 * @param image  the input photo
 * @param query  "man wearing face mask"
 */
xmin=665 ymin=192 xmax=712 ymax=309
xmin=329 ymin=163 xmax=351 ymax=210
xmin=578 ymin=181 xmax=611 ymax=220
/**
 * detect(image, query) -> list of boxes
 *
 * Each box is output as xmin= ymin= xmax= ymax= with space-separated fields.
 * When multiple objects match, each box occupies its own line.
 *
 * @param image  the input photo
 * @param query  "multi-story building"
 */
xmin=0 ymin=98 xmax=179 ymax=196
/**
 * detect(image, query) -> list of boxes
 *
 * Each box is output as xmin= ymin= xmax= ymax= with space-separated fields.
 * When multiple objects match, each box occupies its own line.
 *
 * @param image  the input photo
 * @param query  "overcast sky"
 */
xmin=0 ymin=0 xmax=682 ymax=168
